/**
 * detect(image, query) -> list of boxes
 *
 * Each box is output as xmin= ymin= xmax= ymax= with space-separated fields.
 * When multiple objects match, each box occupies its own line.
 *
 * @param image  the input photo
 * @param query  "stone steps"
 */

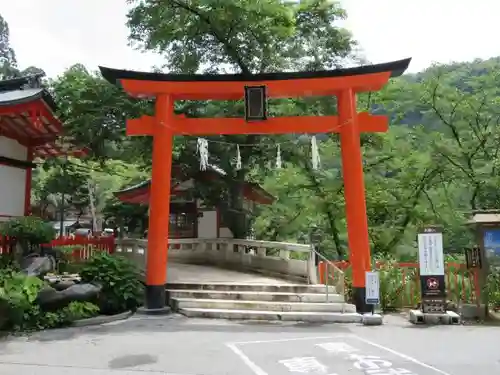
xmin=168 ymin=289 xmax=345 ymax=303
xmin=179 ymin=308 xmax=362 ymax=323
xmin=167 ymin=282 xmax=359 ymax=323
xmin=171 ymin=298 xmax=356 ymax=313
xmin=167 ymin=282 xmax=337 ymax=294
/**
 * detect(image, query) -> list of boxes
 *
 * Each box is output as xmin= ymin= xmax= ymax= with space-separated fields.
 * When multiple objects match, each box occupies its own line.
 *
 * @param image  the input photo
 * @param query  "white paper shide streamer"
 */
xmin=311 ymin=135 xmax=321 ymax=170
xmin=197 ymin=138 xmax=209 ymax=170
xmin=235 ymin=144 xmax=242 ymax=170
xmin=275 ymin=144 xmax=282 ymax=169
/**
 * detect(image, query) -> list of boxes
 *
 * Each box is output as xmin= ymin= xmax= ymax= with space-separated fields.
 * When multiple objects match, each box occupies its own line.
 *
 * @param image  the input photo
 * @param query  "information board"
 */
xmin=417 ymin=229 xmax=445 ymax=276
xmin=365 ymin=271 xmax=380 ymax=305
xmin=417 ymin=226 xmax=446 ymax=313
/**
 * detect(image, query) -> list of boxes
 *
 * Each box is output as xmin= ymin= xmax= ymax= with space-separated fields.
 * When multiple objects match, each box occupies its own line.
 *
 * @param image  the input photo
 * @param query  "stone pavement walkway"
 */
xmin=166 ymin=263 xmax=292 ymax=284
xmin=1 ymin=314 xmax=499 ymax=375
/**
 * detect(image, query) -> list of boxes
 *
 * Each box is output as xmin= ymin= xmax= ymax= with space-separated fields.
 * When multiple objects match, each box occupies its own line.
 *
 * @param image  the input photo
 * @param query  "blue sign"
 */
xmin=484 ymin=229 xmax=500 ymax=260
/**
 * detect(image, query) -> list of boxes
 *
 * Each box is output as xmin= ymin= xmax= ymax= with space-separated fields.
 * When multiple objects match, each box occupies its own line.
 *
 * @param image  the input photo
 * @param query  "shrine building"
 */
xmin=0 ymin=74 xmax=82 ymax=221
xmin=114 ymin=164 xmax=274 ymax=239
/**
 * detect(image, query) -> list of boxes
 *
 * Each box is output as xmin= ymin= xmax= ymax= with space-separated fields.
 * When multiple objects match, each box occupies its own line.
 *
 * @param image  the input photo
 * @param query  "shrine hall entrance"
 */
xmin=169 ymin=203 xmax=197 ymax=239
xmin=101 ymin=58 xmax=411 ymax=313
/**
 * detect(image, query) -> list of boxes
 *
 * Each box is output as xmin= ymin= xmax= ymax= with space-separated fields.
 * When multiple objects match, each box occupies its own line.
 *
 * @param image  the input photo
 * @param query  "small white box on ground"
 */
xmin=362 ymin=313 xmax=383 ymax=326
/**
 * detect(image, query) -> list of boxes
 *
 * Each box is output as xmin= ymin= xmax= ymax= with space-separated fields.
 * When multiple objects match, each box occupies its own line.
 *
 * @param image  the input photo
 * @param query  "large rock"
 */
xmin=52 ymin=280 xmax=76 ymax=291
xmin=40 ymin=245 xmax=65 ymax=261
xmin=21 ymin=255 xmax=56 ymax=277
xmin=36 ymin=283 xmax=102 ymax=311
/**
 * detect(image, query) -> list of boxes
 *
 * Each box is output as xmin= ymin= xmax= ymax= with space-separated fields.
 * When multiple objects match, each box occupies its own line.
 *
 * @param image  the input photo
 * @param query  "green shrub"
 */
xmin=55 ymin=245 xmax=87 ymax=274
xmin=58 ymin=301 xmax=100 ymax=323
xmin=341 ymin=261 xmax=418 ymax=311
xmin=79 ymin=252 xmax=143 ymax=314
xmin=377 ymin=260 xmax=419 ymax=311
xmin=0 ymin=256 xmax=19 ymax=271
xmin=0 ymin=216 xmax=55 ymax=254
xmin=0 ymin=268 xmax=51 ymax=331
xmin=57 ymin=261 xmax=85 ymax=275
xmin=0 ymin=269 xmax=102 ymax=332
xmin=486 ymin=270 xmax=500 ymax=309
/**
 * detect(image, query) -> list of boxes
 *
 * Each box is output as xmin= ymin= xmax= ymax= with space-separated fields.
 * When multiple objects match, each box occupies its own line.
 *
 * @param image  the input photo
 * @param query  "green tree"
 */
xmin=0 ymin=14 xmax=18 ymax=79
xmin=126 ymin=0 xmax=357 ymax=237
xmin=31 ymin=158 xmax=91 ymax=221
xmin=422 ymin=64 xmax=500 ymax=211
xmin=0 ymin=14 xmax=46 ymax=79
xmin=50 ymin=64 xmax=152 ymax=162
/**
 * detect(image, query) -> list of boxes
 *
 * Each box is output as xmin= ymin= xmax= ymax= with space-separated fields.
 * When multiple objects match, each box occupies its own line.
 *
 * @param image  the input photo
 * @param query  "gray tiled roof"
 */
xmin=0 ymin=74 xmax=57 ymax=110
xmin=0 ymin=87 xmax=44 ymax=107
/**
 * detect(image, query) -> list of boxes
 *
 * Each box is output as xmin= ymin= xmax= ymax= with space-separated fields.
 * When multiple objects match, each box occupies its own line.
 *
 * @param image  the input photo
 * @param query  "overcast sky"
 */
xmin=1 ymin=0 xmax=498 ymax=78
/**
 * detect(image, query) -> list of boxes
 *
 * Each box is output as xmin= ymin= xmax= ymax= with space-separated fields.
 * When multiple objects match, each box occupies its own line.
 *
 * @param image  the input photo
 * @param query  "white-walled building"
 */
xmin=114 ymin=164 xmax=274 ymax=239
xmin=0 ymin=74 xmax=83 ymax=222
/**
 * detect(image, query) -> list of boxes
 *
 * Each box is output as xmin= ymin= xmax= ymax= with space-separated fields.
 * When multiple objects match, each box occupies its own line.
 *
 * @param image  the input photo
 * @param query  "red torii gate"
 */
xmin=100 ymin=58 xmax=411 ymax=313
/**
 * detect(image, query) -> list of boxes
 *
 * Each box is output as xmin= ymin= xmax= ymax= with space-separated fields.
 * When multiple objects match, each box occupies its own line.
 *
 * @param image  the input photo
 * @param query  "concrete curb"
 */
xmin=362 ymin=313 xmax=383 ymax=325
xmin=408 ymin=309 xmax=460 ymax=325
xmin=72 ymin=310 xmax=133 ymax=327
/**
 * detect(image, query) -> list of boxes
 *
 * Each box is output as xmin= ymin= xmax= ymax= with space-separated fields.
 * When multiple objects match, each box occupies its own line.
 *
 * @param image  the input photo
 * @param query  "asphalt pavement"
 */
xmin=0 ymin=313 xmax=498 ymax=375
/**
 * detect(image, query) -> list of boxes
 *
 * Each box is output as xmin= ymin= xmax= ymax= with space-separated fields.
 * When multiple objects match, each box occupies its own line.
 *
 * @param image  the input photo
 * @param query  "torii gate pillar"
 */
xmin=141 ymin=95 xmax=174 ymax=313
xmin=339 ymin=89 xmax=372 ymax=310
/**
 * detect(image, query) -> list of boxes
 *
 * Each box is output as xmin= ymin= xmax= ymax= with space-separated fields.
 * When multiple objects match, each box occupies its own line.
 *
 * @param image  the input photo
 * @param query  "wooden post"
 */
xmin=338 ymin=88 xmax=372 ymax=313
xmin=24 ymin=146 xmax=33 ymax=215
xmin=143 ymin=94 xmax=174 ymax=312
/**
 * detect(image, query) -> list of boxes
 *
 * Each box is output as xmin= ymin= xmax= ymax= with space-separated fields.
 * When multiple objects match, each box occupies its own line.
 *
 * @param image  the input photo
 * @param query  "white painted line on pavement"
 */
xmin=230 ymin=335 xmax=347 ymax=345
xmin=226 ymin=343 xmax=269 ymax=375
xmin=350 ymin=335 xmax=453 ymax=375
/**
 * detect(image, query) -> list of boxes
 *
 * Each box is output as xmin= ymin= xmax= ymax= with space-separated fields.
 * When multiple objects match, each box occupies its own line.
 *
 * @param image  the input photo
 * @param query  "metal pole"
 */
xmin=325 ymin=261 xmax=329 ymax=302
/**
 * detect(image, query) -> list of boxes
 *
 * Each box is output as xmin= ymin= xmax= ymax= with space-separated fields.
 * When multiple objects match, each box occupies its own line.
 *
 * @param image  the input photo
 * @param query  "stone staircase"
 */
xmin=167 ymin=282 xmax=362 ymax=323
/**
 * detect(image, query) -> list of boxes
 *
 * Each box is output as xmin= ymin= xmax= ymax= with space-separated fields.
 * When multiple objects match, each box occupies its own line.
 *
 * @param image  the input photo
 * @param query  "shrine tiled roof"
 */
xmin=0 ymin=74 xmax=57 ymax=110
xmin=0 ymin=74 xmax=84 ymax=158
xmin=115 ymin=164 xmax=274 ymax=205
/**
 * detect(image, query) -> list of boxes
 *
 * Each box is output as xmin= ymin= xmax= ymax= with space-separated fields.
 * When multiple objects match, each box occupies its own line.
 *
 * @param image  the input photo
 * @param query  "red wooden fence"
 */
xmin=318 ymin=260 xmax=480 ymax=308
xmin=0 ymin=235 xmax=115 ymax=261
xmin=45 ymin=236 xmax=115 ymax=261
xmin=0 ymin=235 xmax=16 ymax=255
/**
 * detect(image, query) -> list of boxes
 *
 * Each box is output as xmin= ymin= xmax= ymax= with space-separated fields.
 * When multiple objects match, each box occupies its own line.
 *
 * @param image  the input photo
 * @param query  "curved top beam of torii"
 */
xmin=99 ymin=58 xmax=411 ymax=101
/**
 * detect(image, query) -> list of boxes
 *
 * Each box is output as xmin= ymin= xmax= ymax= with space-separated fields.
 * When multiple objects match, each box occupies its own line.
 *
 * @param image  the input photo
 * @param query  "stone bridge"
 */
xmin=116 ymin=238 xmax=359 ymax=323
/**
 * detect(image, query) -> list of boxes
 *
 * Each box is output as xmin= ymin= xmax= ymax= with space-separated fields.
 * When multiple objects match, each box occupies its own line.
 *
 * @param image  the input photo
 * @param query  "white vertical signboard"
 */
xmin=417 ymin=229 xmax=445 ymax=276
xmin=418 ymin=226 xmax=446 ymax=313
xmin=365 ymin=271 xmax=380 ymax=305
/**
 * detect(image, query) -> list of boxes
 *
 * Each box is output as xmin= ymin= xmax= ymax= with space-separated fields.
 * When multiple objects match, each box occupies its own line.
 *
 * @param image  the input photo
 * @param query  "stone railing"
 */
xmin=116 ymin=238 xmax=318 ymax=284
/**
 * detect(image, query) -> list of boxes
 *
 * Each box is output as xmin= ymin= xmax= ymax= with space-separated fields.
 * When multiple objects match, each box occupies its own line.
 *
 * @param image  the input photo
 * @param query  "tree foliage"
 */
xmin=49 ymin=64 xmax=152 ymax=161
xmin=1 ymin=6 xmax=497 ymax=257
xmin=0 ymin=14 xmax=46 ymax=79
xmin=125 ymin=0 xmax=358 ymax=237
xmin=127 ymin=0 xmax=356 ymax=74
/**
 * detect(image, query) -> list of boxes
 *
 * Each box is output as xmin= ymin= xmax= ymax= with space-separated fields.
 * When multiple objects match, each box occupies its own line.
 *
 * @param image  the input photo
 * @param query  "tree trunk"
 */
xmin=226 ymin=170 xmax=249 ymax=239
